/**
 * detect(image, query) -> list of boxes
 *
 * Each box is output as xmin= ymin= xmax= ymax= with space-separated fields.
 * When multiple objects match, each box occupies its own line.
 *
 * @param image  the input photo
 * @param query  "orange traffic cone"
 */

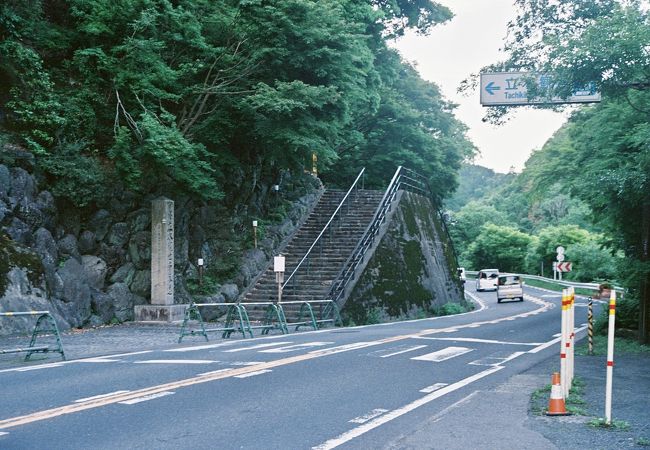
xmin=545 ymin=372 xmax=571 ymax=416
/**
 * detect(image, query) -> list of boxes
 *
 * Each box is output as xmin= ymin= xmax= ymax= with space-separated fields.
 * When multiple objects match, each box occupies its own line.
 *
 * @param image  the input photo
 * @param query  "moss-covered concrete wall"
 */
xmin=344 ymin=191 xmax=465 ymax=325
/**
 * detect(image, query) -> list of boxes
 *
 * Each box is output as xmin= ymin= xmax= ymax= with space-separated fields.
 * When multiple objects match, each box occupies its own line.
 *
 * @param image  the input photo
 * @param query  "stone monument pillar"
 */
xmin=151 ymin=198 xmax=174 ymax=305
xmin=134 ymin=198 xmax=187 ymax=322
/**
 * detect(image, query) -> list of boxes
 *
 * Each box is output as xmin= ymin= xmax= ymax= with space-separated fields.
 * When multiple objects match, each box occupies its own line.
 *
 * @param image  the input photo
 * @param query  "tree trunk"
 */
xmin=640 ymin=201 xmax=650 ymax=344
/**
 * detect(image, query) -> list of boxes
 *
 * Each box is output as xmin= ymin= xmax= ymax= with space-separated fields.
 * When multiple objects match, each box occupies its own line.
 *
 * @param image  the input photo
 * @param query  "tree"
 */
xmin=464 ymin=223 xmax=532 ymax=273
xmin=448 ymin=201 xmax=509 ymax=257
xmin=474 ymin=0 xmax=650 ymax=343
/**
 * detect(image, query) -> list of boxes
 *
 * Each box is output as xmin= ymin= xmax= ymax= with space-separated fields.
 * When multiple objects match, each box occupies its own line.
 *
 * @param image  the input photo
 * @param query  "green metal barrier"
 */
xmin=0 ymin=311 xmax=66 ymax=361
xmin=178 ymin=302 xmax=252 ymax=343
xmin=283 ymin=300 xmax=343 ymax=331
xmin=237 ymin=303 xmax=289 ymax=336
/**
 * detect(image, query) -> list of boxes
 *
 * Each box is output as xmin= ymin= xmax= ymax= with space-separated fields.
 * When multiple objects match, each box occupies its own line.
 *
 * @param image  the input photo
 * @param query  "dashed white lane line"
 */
xmin=0 ymin=432 xmax=7 ymax=436
xmin=411 ymin=346 xmax=473 ymax=362
xmin=134 ymin=360 xmax=217 ymax=365
xmin=234 ymin=369 xmax=272 ymax=378
xmin=75 ymin=391 xmax=131 ymax=403
xmin=349 ymin=409 xmax=389 ymax=424
xmin=376 ymin=345 xmax=428 ymax=358
xmin=223 ymin=342 xmax=292 ymax=352
xmin=312 ymin=366 xmax=504 ymax=450
xmin=414 ymin=337 xmax=543 ymax=346
xmin=260 ymin=342 xmax=333 ymax=353
xmin=118 ymin=391 xmax=174 ymax=405
xmin=76 ymin=358 xmax=120 ymax=363
xmin=419 ymin=383 xmax=448 ymax=394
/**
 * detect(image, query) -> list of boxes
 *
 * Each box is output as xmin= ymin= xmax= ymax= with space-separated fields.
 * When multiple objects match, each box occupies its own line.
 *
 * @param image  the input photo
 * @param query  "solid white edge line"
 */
xmin=312 ymin=366 xmax=503 ymax=450
xmin=234 ymin=369 xmax=272 ymax=378
xmin=349 ymin=409 xmax=389 ymax=424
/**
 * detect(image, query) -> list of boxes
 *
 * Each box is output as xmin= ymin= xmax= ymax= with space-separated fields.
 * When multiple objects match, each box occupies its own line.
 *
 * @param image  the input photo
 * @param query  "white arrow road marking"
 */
xmin=234 ymin=369 xmax=272 ymax=378
xmin=260 ymin=342 xmax=333 ymax=353
xmin=419 ymin=383 xmax=448 ymax=393
xmin=75 ymin=391 xmax=131 ymax=403
xmin=411 ymin=346 xmax=473 ymax=362
xmin=223 ymin=342 xmax=292 ymax=352
xmin=349 ymin=409 xmax=389 ymax=424
xmin=118 ymin=391 xmax=174 ymax=405
xmin=134 ymin=359 xmax=217 ymax=364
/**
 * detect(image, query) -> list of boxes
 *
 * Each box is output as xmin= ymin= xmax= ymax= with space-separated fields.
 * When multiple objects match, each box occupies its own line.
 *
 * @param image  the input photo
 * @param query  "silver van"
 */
xmin=496 ymin=274 xmax=524 ymax=303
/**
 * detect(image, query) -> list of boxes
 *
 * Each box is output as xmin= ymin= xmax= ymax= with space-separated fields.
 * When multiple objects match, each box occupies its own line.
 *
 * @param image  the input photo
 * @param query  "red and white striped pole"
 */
xmin=560 ymin=288 xmax=569 ymax=397
xmin=568 ymin=286 xmax=575 ymax=391
xmin=605 ymin=289 xmax=616 ymax=424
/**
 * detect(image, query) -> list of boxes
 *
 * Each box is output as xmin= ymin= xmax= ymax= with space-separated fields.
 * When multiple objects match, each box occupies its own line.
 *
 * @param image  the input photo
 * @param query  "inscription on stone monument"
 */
xmin=151 ymin=198 xmax=174 ymax=305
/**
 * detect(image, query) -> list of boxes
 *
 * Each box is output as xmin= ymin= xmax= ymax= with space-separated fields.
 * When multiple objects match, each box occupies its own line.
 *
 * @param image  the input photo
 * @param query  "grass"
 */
xmin=588 ymin=418 xmax=631 ymax=431
xmin=637 ymin=437 xmax=650 ymax=446
xmin=575 ymin=335 xmax=650 ymax=356
xmin=529 ymin=376 xmax=588 ymax=416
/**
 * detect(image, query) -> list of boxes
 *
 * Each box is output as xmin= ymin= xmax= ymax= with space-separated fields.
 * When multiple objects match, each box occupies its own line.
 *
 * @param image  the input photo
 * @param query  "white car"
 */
xmin=476 ymin=269 xmax=499 ymax=291
xmin=496 ymin=274 xmax=524 ymax=303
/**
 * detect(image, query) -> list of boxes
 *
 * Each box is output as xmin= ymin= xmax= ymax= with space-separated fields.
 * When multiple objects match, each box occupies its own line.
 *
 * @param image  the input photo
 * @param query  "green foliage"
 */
xmin=524 ymin=225 xmax=591 ymax=274
xmin=449 ymin=201 xmax=509 ymax=258
xmin=464 ymin=223 xmax=533 ymax=273
xmin=436 ymin=302 xmax=468 ymax=316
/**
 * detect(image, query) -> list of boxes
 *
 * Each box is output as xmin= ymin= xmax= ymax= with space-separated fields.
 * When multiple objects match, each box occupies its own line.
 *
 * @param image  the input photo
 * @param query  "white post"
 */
xmin=252 ymin=220 xmax=258 ymax=249
xmin=568 ymin=286 xmax=575 ymax=390
xmin=560 ymin=288 xmax=568 ymax=397
xmin=605 ymin=290 xmax=616 ymax=424
xmin=274 ymin=255 xmax=285 ymax=304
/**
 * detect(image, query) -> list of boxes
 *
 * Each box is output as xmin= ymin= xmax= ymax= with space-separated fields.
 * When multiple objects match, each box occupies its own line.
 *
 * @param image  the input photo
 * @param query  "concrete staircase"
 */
xmin=240 ymin=188 xmax=384 ymax=322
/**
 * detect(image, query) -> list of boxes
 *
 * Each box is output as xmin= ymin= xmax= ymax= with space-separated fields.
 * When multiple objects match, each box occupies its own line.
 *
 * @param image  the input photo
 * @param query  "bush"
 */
xmin=437 ymin=302 xmax=467 ymax=316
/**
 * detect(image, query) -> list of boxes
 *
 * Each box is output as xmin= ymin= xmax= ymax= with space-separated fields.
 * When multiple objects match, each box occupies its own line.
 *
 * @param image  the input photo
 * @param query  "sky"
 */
xmin=393 ymin=0 xmax=569 ymax=174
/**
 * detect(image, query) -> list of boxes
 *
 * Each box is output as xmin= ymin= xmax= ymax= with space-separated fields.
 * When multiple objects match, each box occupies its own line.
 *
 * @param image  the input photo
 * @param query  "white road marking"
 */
xmin=419 ymin=383 xmax=448 ymax=393
xmin=234 ymin=369 xmax=272 ymax=378
xmin=11 ymin=363 xmax=64 ymax=372
xmin=470 ymin=351 xmax=525 ymax=367
xmin=414 ymin=337 xmax=543 ymax=346
xmin=118 ymin=391 xmax=174 ymax=405
xmin=75 ymin=391 xmax=131 ymax=403
xmin=76 ymin=358 xmax=120 ymax=363
xmin=312 ymin=366 xmax=504 ymax=450
xmin=88 ymin=350 xmax=152 ymax=358
xmin=223 ymin=342 xmax=292 ymax=352
xmin=374 ymin=345 xmax=428 ymax=358
xmin=411 ymin=346 xmax=473 ymax=362
xmin=529 ymin=325 xmax=588 ymax=354
xmin=165 ymin=342 xmax=238 ymax=352
xmin=229 ymin=361 xmax=263 ymax=366
xmin=198 ymin=368 xmax=234 ymax=376
xmin=0 ymin=432 xmax=7 ymax=436
xmin=260 ymin=342 xmax=333 ymax=353
xmin=349 ymin=409 xmax=389 ymax=424
xmin=429 ymin=391 xmax=479 ymax=424
xmin=134 ymin=359 xmax=216 ymax=364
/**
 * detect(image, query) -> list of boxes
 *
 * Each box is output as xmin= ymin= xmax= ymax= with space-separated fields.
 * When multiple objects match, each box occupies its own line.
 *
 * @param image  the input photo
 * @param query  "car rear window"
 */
xmin=498 ymin=276 xmax=521 ymax=286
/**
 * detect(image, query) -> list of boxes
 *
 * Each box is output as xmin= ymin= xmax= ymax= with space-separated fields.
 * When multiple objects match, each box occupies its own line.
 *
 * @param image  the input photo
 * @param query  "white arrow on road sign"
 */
xmin=556 ymin=262 xmax=572 ymax=272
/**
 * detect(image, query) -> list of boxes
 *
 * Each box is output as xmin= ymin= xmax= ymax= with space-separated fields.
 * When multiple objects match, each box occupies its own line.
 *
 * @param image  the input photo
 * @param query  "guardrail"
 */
xmin=0 ymin=311 xmax=66 ymax=361
xmin=466 ymin=271 xmax=624 ymax=293
xmin=178 ymin=300 xmax=342 ymax=342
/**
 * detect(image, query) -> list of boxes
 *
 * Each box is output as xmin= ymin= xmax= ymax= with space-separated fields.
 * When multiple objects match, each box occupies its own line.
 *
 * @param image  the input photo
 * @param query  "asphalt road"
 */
xmin=0 ymin=285 xmax=600 ymax=449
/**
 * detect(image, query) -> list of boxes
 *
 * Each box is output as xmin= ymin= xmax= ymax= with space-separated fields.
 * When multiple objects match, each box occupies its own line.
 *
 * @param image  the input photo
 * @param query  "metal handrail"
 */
xmin=282 ymin=168 xmax=366 ymax=289
xmin=328 ymin=166 xmax=459 ymax=305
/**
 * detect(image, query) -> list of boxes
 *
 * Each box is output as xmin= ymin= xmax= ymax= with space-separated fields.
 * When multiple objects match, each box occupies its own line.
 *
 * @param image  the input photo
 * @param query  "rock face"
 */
xmin=344 ymin=191 xmax=465 ymax=325
xmin=0 ymin=159 xmax=322 ymax=336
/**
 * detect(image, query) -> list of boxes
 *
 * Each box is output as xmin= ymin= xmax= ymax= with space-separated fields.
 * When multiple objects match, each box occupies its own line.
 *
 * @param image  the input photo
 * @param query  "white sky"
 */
xmin=393 ymin=0 xmax=569 ymax=174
